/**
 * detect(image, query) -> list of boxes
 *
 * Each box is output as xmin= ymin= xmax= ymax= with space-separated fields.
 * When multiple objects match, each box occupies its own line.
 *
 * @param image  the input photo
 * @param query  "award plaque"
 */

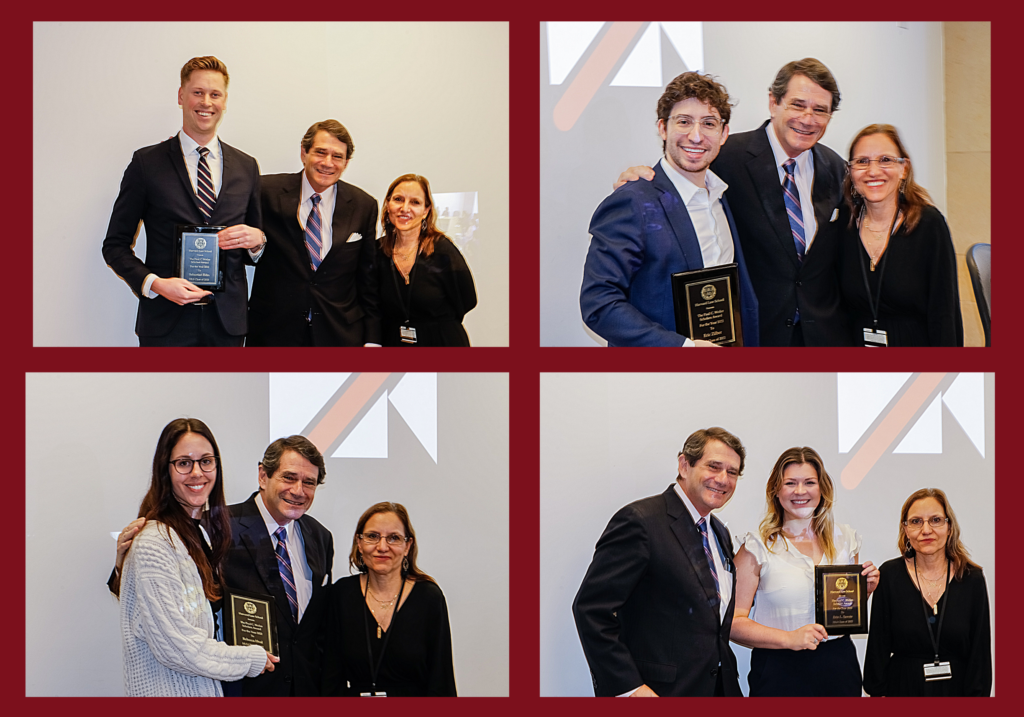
xmin=671 ymin=263 xmax=743 ymax=346
xmin=223 ymin=588 xmax=279 ymax=656
xmin=175 ymin=225 xmax=226 ymax=291
xmin=814 ymin=565 xmax=868 ymax=635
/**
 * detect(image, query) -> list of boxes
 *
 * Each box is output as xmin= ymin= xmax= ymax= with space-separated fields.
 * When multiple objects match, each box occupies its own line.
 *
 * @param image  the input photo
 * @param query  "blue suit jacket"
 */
xmin=580 ymin=162 xmax=759 ymax=347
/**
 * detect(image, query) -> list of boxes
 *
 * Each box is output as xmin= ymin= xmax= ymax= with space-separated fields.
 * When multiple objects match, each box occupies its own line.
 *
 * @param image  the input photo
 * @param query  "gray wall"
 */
xmin=540 ymin=373 xmax=994 ymax=696
xmin=26 ymin=372 xmax=508 ymax=696
xmin=33 ymin=22 xmax=509 ymax=346
xmin=541 ymin=21 xmax=946 ymax=346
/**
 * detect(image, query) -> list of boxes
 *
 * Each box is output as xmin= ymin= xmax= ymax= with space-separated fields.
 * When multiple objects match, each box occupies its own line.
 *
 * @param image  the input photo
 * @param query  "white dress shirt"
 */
xmin=741 ymin=523 xmax=861 ymax=639
xmin=766 ymin=122 xmax=819 ymax=251
xmin=298 ymin=172 xmax=337 ymax=262
xmin=255 ymin=492 xmax=313 ymax=622
xmin=659 ymin=157 xmax=736 ymax=347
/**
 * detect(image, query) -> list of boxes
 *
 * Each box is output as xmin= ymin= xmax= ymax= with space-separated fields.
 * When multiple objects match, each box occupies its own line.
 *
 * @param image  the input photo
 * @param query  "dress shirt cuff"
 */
xmin=618 ymin=686 xmax=641 ymax=697
xmin=142 ymin=273 xmax=158 ymax=299
xmin=682 ymin=337 xmax=694 ymax=347
xmin=248 ymin=233 xmax=266 ymax=262
xmin=363 ymin=343 xmax=382 ymax=348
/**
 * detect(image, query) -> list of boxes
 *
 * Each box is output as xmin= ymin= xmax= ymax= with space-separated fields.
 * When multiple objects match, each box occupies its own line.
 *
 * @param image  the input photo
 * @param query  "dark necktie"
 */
xmin=196 ymin=146 xmax=216 ymax=224
xmin=305 ymin=193 xmax=324 ymax=270
xmin=697 ymin=517 xmax=722 ymax=603
xmin=274 ymin=526 xmax=299 ymax=622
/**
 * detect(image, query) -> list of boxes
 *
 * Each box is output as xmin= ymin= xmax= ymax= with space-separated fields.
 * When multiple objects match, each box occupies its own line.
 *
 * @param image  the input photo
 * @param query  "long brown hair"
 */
xmin=112 ymin=418 xmax=231 ymax=601
xmin=349 ymin=502 xmax=436 ymax=584
xmin=898 ymin=488 xmax=980 ymax=581
xmin=843 ymin=123 xmax=933 ymax=232
xmin=759 ymin=447 xmax=837 ymax=563
xmin=379 ymin=174 xmax=446 ymax=259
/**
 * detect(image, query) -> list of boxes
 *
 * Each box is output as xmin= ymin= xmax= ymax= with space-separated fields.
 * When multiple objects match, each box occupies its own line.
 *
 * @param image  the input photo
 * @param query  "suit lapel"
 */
xmin=664 ymin=487 xmax=720 ymax=616
xmin=652 ymin=164 xmax=703 ymax=270
xmin=809 ymin=143 xmax=841 ymax=248
xmin=298 ymin=515 xmax=325 ymax=594
xmin=279 ymin=173 xmax=312 ymax=268
xmin=237 ymin=503 xmax=295 ymax=625
xmin=168 ymin=137 xmax=205 ymax=223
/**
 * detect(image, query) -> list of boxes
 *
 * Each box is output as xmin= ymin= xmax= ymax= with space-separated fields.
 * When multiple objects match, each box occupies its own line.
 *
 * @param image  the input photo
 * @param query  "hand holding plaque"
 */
xmin=814 ymin=565 xmax=869 ymax=635
xmin=671 ymin=263 xmax=743 ymax=346
xmin=223 ymin=587 xmax=279 ymax=656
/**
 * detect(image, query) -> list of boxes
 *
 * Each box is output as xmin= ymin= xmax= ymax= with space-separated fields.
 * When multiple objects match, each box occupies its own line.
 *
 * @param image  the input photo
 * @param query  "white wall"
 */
xmin=540 ymin=21 xmax=946 ymax=346
xmin=25 ymin=372 xmax=509 ymax=696
xmin=540 ymin=373 xmax=994 ymax=696
xmin=33 ymin=22 xmax=509 ymax=346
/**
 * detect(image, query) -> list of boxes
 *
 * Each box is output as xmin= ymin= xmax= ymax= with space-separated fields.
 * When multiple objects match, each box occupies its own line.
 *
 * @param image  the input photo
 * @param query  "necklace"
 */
xmin=368 ymin=589 xmax=398 ymax=609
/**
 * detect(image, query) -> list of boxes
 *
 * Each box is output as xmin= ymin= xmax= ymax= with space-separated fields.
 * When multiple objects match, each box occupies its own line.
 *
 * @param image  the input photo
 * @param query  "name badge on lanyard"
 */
xmin=400 ymin=325 xmax=418 ymax=344
xmin=924 ymin=660 xmax=952 ymax=681
xmin=359 ymin=691 xmax=388 ymax=696
xmin=863 ymin=328 xmax=888 ymax=347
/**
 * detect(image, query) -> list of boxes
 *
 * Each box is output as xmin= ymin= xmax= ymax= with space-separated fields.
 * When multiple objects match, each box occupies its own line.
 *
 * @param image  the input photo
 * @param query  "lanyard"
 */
xmin=914 ymin=558 xmax=950 ymax=661
xmin=857 ymin=207 xmax=901 ymax=328
xmin=362 ymin=576 xmax=406 ymax=692
xmin=390 ymin=257 xmax=417 ymax=324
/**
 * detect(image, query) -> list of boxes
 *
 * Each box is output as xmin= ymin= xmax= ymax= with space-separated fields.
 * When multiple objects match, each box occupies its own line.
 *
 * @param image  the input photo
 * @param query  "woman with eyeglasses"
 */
xmin=730 ymin=447 xmax=879 ymax=696
xmin=321 ymin=502 xmax=456 ymax=696
xmin=376 ymin=174 xmax=477 ymax=346
xmin=864 ymin=488 xmax=991 ymax=696
xmin=836 ymin=124 xmax=963 ymax=346
xmin=115 ymin=418 xmax=277 ymax=695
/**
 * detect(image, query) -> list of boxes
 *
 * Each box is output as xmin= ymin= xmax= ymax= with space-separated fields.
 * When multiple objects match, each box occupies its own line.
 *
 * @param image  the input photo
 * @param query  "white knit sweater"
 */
xmin=119 ymin=520 xmax=266 ymax=696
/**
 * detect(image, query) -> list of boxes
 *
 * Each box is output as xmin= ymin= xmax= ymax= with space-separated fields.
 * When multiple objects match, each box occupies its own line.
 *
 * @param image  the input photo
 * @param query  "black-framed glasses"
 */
xmin=849 ymin=156 xmax=906 ymax=171
xmin=169 ymin=456 xmax=218 ymax=474
xmin=358 ymin=532 xmax=411 ymax=546
xmin=903 ymin=516 xmax=948 ymax=531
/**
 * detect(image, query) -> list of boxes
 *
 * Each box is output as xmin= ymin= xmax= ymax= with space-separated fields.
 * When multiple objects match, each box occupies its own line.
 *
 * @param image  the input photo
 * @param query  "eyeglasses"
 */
xmin=903 ymin=516 xmax=949 ymax=531
xmin=849 ymin=156 xmax=906 ymax=171
xmin=170 ymin=456 xmax=218 ymax=474
xmin=358 ymin=532 xmax=411 ymax=546
xmin=668 ymin=114 xmax=724 ymax=135
xmin=780 ymin=99 xmax=832 ymax=123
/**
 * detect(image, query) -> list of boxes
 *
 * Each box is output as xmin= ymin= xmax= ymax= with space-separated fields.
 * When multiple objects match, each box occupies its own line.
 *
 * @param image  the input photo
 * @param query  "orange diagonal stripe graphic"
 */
xmin=306 ymin=373 xmax=391 ymax=455
xmin=553 ymin=21 xmax=645 ymax=131
xmin=840 ymin=373 xmax=947 ymax=490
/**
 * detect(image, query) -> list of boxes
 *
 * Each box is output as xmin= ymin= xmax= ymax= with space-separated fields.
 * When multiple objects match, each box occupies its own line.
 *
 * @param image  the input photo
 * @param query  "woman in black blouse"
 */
xmin=864 ymin=488 xmax=991 ymax=696
xmin=376 ymin=174 xmax=477 ymax=346
xmin=836 ymin=124 xmax=963 ymax=346
xmin=322 ymin=502 xmax=457 ymax=696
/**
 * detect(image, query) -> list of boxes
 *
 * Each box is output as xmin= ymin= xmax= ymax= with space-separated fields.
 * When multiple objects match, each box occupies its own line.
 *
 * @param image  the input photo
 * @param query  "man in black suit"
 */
xmin=102 ymin=56 xmax=267 ymax=346
xmin=616 ymin=59 xmax=851 ymax=346
xmin=247 ymin=120 xmax=380 ymax=346
xmin=111 ymin=435 xmax=334 ymax=696
xmin=572 ymin=427 xmax=745 ymax=697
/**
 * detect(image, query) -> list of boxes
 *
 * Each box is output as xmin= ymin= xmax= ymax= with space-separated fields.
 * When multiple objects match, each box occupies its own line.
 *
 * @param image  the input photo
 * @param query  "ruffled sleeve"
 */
xmin=740 ymin=531 xmax=770 ymax=566
xmin=835 ymin=523 xmax=862 ymax=561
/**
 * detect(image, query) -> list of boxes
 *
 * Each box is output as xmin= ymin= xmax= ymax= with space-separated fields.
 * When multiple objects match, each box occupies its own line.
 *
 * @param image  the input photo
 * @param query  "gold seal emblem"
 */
xmin=244 ymin=601 xmax=257 ymax=615
xmin=701 ymin=284 xmax=716 ymax=300
xmin=835 ymin=577 xmax=848 ymax=590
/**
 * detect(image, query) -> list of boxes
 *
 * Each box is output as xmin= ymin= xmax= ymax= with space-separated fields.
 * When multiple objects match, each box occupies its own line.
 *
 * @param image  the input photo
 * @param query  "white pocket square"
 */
xmin=830 ymin=208 xmax=839 ymax=222
xmin=346 ymin=232 xmax=362 ymax=243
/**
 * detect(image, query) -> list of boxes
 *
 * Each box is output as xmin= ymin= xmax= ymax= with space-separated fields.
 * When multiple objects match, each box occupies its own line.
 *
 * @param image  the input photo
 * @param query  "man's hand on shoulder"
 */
xmin=151 ymin=277 xmax=213 ymax=305
xmin=613 ymin=165 xmax=656 ymax=191
xmin=218 ymin=224 xmax=265 ymax=251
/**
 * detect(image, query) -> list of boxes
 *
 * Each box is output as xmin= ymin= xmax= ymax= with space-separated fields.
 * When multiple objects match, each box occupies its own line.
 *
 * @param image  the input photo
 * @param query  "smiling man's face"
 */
xmin=677 ymin=439 xmax=740 ymax=516
xmin=768 ymin=73 xmax=833 ymax=159
xmin=178 ymin=69 xmax=227 ymax=145
xmin=258 ymin=450 xmax=319 ymax=525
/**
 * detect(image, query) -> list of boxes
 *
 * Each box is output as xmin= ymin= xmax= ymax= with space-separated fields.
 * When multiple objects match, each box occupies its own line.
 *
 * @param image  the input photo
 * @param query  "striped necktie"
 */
xmin=196 ymin=146 xmax=216 ymax=224
xmin=782 ymin=159 xmax=805 ymax=262
xmin=697 ymin=517 xmax=722 ymax=603
xmin=305 ymin=193 xmax=324 ymax=270
xmin=274 ymin=527 xmax=299 ymax=623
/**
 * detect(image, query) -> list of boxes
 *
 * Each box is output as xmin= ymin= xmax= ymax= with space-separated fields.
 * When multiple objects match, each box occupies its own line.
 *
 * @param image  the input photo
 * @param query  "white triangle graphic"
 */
xmin=269 ymin=373 xmax=351 ymax=443
xmin=547 ymin=22 xmax=604 ymax=85
xmin=610 ymin=22 xmax=662 ymax=87
xmin=661 ymin=22 xmax=704 ymax=73
xmin=389 ymin=373 xmax=438 ymax=463
xmin=837 ymin=373 xmax=911 ymax=452
xmin=894 ymin=393 xmax=942 ymax=454
xmin=334 ymin=390 xmax=388 ymax=458
xmin=942 ymin=373 xmax=985 ymax=457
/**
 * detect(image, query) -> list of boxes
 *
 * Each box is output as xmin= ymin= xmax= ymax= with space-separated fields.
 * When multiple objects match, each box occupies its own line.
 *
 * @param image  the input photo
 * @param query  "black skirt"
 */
xmin=748 ymin=635 xmax=862 ymax=696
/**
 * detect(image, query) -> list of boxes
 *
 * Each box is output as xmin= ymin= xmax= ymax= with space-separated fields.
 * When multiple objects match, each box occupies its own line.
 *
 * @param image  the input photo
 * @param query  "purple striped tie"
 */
xmin=305 ymin=193 xmax=323 ymax=270
xmin=782 ymin=159 xmax=805 ymax=262
xmin=697 ymin=517 xmax=722 ymax=604
xmin=196 ymin=146 xmax=216 ymax=224
xmin=274 ymin=527 xmax=299 ymax=622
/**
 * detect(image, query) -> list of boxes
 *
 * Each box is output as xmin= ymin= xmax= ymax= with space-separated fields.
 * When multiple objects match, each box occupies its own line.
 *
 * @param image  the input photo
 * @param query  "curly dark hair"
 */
xmin=656 ymin=72 xmax=733 ymax=154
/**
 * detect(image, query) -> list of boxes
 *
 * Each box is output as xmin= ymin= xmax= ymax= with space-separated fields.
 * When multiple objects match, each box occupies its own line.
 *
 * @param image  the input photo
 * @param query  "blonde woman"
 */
xmin=731 ymin=447 xmax=879 ymax=695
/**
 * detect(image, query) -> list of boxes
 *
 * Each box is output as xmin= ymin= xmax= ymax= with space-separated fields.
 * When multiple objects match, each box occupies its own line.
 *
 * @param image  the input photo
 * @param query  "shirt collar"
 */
xmin=300 ymin=170 xmax=337 ymax=205
xmin=674 ymin=480 xmax=710 ymax=522
xmin=659 ymin=156 xmax=728 ymax=204
xmin=178 ymin=129 xmax=220 ymax=159
xmin=256 ymin=491 xmax=294 ymax=536
xmin=766 ymin=121 xmax=812 ymax=175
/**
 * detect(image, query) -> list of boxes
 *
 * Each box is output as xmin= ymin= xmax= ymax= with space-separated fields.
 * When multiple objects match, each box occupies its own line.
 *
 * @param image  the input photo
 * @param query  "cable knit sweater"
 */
xmin=119 ymin=520 xmax=266 ymax=696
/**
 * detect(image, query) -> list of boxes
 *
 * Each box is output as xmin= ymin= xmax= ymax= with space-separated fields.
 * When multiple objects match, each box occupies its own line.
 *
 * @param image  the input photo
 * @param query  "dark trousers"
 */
xmin=139 ymin=304 xmax=243 ymax=347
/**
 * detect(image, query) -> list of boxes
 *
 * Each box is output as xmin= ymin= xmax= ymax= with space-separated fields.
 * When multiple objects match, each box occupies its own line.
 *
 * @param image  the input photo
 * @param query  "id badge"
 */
xmin=863 ymin=328 xmax=888 ymax=347
xmin=359 ymin=691 xmax=387 ymax=696
xmin=400 ymin=325 xmax=417 ymax=344
xmin=924 ymin=661 xmax=952 ymax=681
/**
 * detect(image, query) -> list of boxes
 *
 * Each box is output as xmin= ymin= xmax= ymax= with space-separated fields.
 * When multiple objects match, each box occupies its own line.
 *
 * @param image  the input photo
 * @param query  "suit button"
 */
xmin=795 ymin=280 xmax=803 ymax=287
xmin=711 ymin=666 xmax=719 ymax=677
xmin=785 ymin=319 xmax=794 ymax=327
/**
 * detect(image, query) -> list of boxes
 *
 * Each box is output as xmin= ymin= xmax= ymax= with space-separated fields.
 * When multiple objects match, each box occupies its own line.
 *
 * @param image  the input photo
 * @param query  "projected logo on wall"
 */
xmin=546 ymin=22 xmax=704 ymax=131
xmin=269 ymin=373 xmax=437 ymax=462
xmin=837 ymin=373 xmax=984 ymax=490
